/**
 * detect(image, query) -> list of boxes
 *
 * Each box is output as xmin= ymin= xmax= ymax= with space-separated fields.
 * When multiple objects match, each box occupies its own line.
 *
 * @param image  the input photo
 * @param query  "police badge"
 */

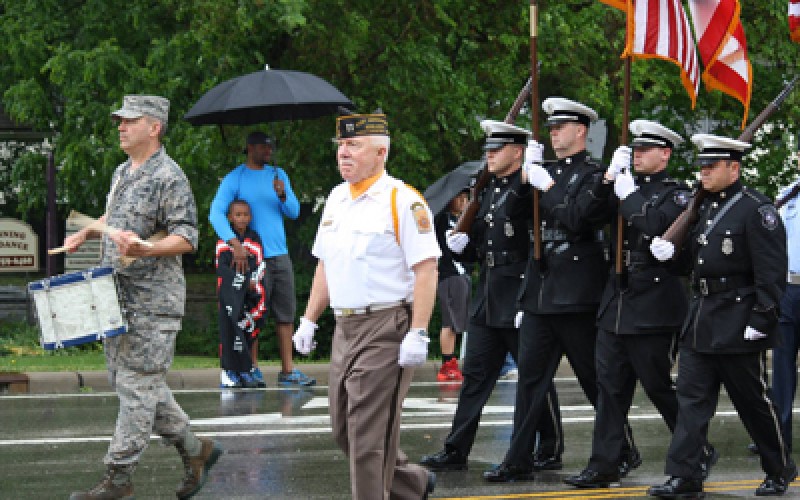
xmin=721 ymin=237 xmax=733 ymax=255
xmin=673 ymin=190 xmax=690 ymax=208
xmin=505 ymin=221 xmax=514 ymax=237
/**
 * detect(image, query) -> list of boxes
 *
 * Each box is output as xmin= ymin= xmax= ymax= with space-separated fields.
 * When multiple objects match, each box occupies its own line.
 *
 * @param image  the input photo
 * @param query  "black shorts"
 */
xmin=437 ymin=274 xmax=471 ymax=333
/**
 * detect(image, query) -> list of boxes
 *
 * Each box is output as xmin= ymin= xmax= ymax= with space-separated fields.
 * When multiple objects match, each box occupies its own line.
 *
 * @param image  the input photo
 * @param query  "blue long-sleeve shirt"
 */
xmin=209 ymin=164 xmax=300 ymax=258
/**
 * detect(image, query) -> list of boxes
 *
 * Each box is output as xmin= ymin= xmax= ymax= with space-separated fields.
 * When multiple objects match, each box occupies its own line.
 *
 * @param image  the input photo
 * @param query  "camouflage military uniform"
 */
xmin=101 ymin=146 xmax=198 ymax=467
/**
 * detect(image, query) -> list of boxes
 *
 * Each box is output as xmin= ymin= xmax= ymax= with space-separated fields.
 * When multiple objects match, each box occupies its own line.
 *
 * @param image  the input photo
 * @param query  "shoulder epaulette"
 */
xmin=742 ymin=186 xmax=771 ymax=204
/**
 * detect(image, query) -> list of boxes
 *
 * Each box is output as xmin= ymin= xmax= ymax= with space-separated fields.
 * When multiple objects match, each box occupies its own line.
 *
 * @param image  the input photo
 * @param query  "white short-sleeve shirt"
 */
xmin=312 ymin=173 xmax=441 ymax=309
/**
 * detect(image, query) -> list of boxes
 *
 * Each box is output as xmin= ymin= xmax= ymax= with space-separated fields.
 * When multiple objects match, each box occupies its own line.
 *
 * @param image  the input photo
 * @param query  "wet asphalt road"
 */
xmin=1 ymin=362 xmax=799 ymax=499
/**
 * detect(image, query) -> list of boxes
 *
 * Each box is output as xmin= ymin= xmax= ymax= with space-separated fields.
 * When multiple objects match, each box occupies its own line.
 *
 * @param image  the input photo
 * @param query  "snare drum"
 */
xmin=28 ymin=266 xmax=128 ymax=350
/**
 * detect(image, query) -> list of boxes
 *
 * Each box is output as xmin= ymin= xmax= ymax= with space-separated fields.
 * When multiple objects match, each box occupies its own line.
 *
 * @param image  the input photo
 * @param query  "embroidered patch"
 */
xmin=758 ymin=205 xmax=779 ymax=231
xmin=673 ymin=190 xmax=690 ymax=208
xmin=411 ymin=202 xmax=432 ymax=233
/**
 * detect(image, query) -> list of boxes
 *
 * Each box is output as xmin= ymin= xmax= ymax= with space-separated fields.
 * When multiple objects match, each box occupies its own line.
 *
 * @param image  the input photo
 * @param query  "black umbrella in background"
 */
xmin=184 ymin=66 xmax=353 ymax=125
xmin=423 ymin=160 xmax=483 ymax=215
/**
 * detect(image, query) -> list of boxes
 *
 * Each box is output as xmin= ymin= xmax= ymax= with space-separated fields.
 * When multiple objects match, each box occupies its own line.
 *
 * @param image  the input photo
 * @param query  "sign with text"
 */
xmin=64 ymin=219 xmax=102 ymax=271
xmin=0 ymin=218 xmax=38 ymax=272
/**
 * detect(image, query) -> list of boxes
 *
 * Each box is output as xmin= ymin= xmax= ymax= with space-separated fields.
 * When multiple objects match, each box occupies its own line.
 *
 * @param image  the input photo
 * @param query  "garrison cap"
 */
xmin=111 ymin=95 xmax=169 ymax=123
xmin=691 ymin=133 xmax=751 ymax=166
xmin=542 ymin=97 xmax=598 ymax=127
xmin=629 ymin=119 xmax=684 ymax=149
xmin=480 ymin=120 xmax=531 ymax=151
xmin=336 ymin=111 xmax=389 ymax=139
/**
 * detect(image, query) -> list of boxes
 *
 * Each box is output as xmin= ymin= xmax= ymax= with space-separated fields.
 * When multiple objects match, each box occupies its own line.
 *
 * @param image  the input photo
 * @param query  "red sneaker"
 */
xmin=437 ymin=358 xmax=463 ymax=382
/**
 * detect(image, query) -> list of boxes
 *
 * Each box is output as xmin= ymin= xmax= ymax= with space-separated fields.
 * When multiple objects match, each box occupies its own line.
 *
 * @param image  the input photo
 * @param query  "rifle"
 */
xmin=662 ymin=75 xmax=800 ymax=247
xmin=454 ymin=78 xmax=533 ymax=234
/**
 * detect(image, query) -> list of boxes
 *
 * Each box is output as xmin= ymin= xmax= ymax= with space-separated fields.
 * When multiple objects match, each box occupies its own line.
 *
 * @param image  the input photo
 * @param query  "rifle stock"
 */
xmin=454 ymin=78 xmax=533 ymax=234
xmin=662 ymin=75 xmax=800 ymax=248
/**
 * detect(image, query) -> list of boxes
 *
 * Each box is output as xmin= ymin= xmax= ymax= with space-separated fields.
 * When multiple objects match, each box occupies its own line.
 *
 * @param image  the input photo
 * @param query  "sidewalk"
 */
xmin=13 ymin=360 xmax=450 ymax=394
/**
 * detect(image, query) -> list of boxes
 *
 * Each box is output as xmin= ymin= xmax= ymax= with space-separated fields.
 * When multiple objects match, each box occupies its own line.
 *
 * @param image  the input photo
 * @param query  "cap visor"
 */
xmin=111 ymin=109 xmax=143 ymax=119
xmin=545 ymin=117 xmax=575 ymax=127
xmin=694 ymin=157 xmax=718 ymax=167
xmin=483 ymin=143 xmax=505 ymax=151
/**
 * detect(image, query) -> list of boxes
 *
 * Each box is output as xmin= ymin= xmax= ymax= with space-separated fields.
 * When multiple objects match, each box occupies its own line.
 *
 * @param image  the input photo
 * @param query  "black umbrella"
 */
xmin=423 ymin=160 xmax=483 ymax=215
xmin=184 ymin=67 xmax=353 ymax=125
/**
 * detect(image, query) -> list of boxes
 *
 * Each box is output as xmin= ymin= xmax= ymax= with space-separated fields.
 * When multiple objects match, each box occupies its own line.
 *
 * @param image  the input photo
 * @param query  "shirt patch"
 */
xmin=673 ymin=190 xmax=689 ymax=208
xmin=759 ymin=205 xmax=779 ymax=231
xmin=410 ymin=202 xmax=432 ymax=233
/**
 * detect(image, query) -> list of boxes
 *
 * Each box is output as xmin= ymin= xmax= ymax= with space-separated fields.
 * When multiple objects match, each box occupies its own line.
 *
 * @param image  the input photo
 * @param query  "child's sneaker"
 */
xmin=220 ymin=370 xmax=243 ymax=388
xmin=238 ymin=371 xmax=259 ymax=388
xmin=250 ymin=367 xmax=267 ymax=388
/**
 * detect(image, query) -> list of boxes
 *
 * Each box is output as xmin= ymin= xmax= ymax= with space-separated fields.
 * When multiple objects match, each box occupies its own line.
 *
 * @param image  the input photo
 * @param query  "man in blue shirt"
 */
xmin=210 ymin=132 xmax=315 ymax=387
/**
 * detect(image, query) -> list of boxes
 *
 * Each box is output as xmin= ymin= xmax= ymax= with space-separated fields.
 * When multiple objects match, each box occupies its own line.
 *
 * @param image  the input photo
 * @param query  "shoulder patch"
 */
xmin=758 ymin=205 xmax=779 ymax=231
xmin=410 ymin=201 xmax=433 ymax=233
xmin=673 ymin=190 xmax=690 ymax=208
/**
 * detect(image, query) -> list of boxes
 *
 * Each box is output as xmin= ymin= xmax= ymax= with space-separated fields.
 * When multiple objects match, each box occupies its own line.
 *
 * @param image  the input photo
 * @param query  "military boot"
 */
xmin=69 ymin=464 xmax=135 ymax=500
xmin=175 ymin=437 xmax=223 ymax=499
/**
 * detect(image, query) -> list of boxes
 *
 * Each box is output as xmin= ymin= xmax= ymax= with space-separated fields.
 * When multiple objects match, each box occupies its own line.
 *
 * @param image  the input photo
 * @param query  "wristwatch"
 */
xmin=409 ymin=328 xmax=429 ymax=338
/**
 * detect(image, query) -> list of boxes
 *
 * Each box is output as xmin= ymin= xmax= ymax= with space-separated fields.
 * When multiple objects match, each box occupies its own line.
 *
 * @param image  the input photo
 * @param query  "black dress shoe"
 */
xmin=422 ymin=471 xmax=436 ymax=500
xmin=532 ymin=453 xmax=563 ymax=471
xmin=700 ymin=445 xmax=719 ymax=480
xmin=618 ymin=448 xmax=643 ymax=478
xmin=483 ymin=463 xmax=535 ymax=483
xmin=563 ymin=469 xmax=621 ymax=488
xmin=420 ymin=448 xmax=467 ymax=471
xmin=647 ymin=476 xmax=704 ymax=498
xmin=755 ymin=462 xmax=798 ymax=496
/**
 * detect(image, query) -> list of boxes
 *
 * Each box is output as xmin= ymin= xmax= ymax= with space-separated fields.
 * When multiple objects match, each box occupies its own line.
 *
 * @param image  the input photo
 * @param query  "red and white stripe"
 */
xmin=790 ymin=1 xmax=800 ymax=42
xmin=624 ymin=0 xmax=701 ymax=107
xmin=687 ymin=0 xmax=752 ymax=127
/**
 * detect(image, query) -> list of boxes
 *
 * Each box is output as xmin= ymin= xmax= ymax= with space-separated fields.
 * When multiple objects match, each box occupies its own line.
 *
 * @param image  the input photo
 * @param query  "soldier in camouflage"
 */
xmin=64 ymin=95 xmax=221 ymax=500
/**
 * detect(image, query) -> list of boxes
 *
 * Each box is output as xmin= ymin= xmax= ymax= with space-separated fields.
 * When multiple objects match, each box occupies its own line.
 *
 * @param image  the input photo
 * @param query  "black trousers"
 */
xmin=504 ymin=312 xmax=636 ymax=467
xmin=666 ymin=348 xmax=791 ymax=479
xmin=588 ymin=330 xmax=678 ymax=473
xmin=444 ymin=323 xmax=562 ymax=457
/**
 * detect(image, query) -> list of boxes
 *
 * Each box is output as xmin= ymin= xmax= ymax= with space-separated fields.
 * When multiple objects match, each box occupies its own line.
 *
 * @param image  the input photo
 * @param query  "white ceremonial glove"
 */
xmin=523 ymin=139 xmax=544 ymax=166
xmin=514 ymin=311 xmax=524 ymax=329
xmin=649 ymin=236 xmax=675 ymax=262
xmin=525 ymin=162 xmax=554 ymax=191
xmin=744 ymin=326 xmax=768 ymax=341
xmin=614 ymin=169 xmax=637 ymax=200
xmin=398 ymin=328 xmax=430 ymax=367
xmin=606 ymin=146 xmax=632 ymax=181
xmin=292 ymin=317 xmax=318 ymax=355
xmin=446 ymin=230 xmax=469 ymax=254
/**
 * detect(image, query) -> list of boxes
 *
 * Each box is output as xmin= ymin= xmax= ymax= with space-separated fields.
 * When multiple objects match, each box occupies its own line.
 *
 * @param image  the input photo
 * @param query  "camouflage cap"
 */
xmin=111 ymin=95 xmax=170 ymax=123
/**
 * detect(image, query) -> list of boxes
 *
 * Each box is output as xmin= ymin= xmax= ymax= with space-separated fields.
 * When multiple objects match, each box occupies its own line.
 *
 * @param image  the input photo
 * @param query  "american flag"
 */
xmin=687 ymin=0 xmax=752 ymax=127
xmin=790 ymin=0 xmax=800 ymax=42
xmin=622 ymin=0 xmax=701 ymax=107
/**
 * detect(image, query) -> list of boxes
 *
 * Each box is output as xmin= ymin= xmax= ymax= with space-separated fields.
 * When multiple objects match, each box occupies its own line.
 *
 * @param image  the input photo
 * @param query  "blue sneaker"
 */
xmin=238 ymin=371 xmax=259 ymax=388
xmin=250 ymin=367 xmax=267 ymax=388
xmin=220 ymin=370 xmax=243 ymax=388
xmin=277 ymin=368 xmax=316 ymax=387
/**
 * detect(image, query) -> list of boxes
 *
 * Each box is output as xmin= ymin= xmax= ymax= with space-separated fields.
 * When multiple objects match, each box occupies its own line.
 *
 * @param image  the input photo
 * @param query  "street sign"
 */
xmin=0 ymin=218 xmax=38 ymax=272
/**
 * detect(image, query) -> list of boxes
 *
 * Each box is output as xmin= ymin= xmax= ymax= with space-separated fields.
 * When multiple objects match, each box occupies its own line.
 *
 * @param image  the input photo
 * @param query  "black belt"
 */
xmin=691 ymin=275 xmax=753 ymax=296
xmin=541 ymin=228 xmax=597 ymax=244
xmin=622 ymin=250 xmax=652 ymax=272
xmin=485 ymin=250 xmax=525 ymax=268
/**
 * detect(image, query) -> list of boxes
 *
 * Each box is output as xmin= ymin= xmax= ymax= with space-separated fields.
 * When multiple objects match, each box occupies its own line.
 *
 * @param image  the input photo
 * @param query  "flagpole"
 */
xmin=530 ymin=0 xmax=542 ymax=262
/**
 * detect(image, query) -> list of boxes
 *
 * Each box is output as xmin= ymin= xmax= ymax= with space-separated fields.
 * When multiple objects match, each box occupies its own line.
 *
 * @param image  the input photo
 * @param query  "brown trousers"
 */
xmin=329 ymin=305 xmax=428 ymax=500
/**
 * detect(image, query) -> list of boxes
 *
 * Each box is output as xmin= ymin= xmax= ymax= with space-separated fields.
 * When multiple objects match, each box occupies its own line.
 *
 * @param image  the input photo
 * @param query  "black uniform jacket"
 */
xmin=517 ymin=151 xmax=611 ymax=314
xmin=596 ymin=171 xmax=690 ymax=335
xmin=677 ymin=180 xmax=787 ymax=353
xmin=458 ymin=168 xmax=531 ymax=328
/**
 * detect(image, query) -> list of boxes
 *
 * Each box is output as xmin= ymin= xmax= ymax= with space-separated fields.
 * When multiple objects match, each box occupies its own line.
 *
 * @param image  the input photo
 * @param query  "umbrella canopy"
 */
xmin=423 ymin=160 xmax=483 ymax=216
xmin=184 ymin=68 xmax=353 ymax=125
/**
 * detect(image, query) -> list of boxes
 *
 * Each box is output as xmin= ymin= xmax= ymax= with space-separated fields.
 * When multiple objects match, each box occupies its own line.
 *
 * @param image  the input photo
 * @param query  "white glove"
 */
xmin=292 ymin=317 xmax=318 ymax=355
xmin=744 ymin=326 xmax=768 ymax=341
xmin=525 ymin=162 xmax=554 ymax=191
xmin=398 ymin=328 xmax=430 ymax=367
xmin=649 ymin=236 xmax=675 ymax=262
xmin=524 ymin=139 xmax=544 ymax=166
xmin=606 ymin=146 xmax=632 ymax=180
xmin=446 ymin=230 xmax=469 ymax=254
xmin=514 ymin=311 xmax=524 ymax=329
xmin=614 ymin=169 xmax=637 ymax=200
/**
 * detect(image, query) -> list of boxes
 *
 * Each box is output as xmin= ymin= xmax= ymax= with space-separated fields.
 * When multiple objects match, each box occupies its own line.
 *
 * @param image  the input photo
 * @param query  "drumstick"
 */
xmin=48 ymin=211 xmax=155 ymax=254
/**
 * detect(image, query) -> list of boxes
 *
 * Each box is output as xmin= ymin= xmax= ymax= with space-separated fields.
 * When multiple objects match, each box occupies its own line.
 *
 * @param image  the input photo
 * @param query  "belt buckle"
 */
xmin=698 ymin=278 xmax=709 ymax=296
xmin=340 ymin=308 xmax=356 ymax=317
xmin=486 ymin=252 xmax=495 ymax=267
xmin=622 ymin=250 xmax=631 ymax=267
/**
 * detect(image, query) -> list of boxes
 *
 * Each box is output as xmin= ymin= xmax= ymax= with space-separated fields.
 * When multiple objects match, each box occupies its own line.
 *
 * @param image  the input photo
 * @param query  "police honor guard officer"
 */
xmin=648 ymin=134 xmax=796 ymax=497
xmin=486 ymin=98 xmax=638 ymax=482
xmin=420 ymin=119 xmax=563 ymax=474
xmin=565 ymin=120 xmax=715 ymax=488
xmin=293 ymin=110 xmax=439 ymax=499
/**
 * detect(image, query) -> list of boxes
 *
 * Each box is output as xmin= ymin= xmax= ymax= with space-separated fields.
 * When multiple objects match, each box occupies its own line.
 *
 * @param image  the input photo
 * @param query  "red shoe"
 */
xmin=437 ymin=358 xmax=463 ymax=382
